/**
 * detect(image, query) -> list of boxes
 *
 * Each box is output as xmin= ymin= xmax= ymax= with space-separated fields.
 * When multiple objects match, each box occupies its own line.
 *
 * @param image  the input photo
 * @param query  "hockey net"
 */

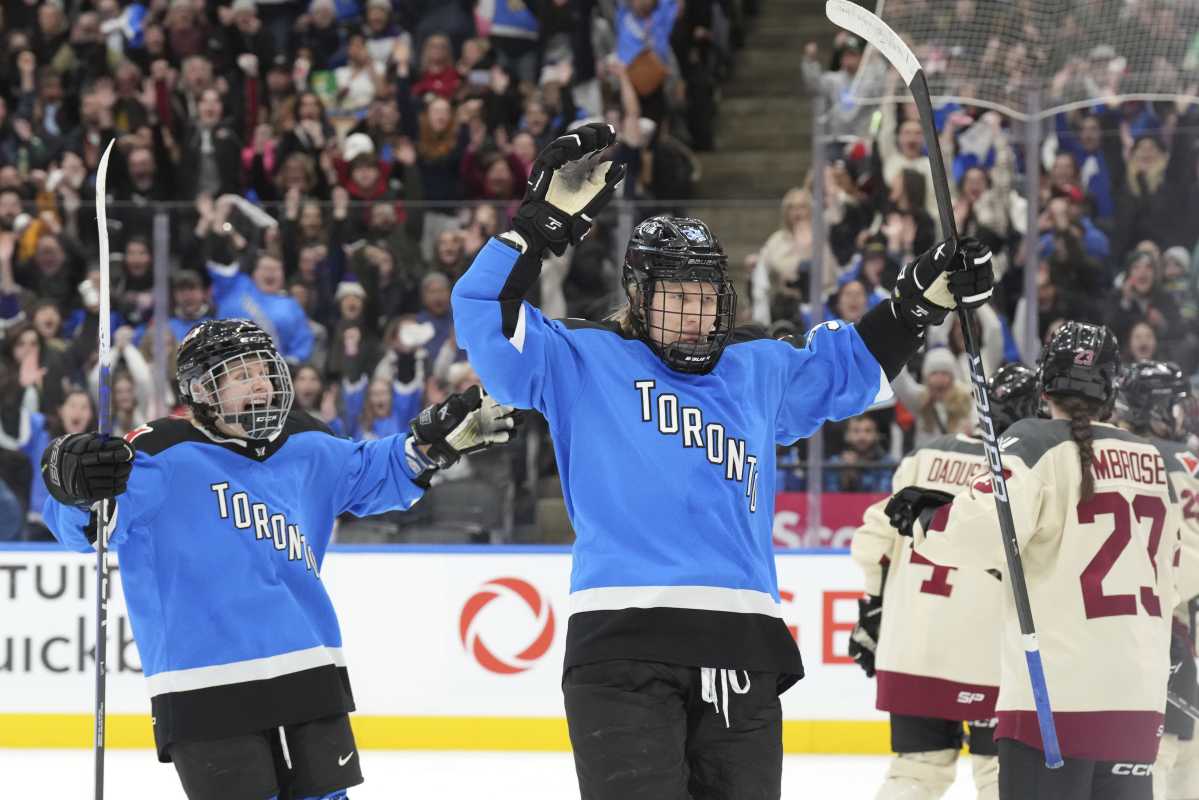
xmin=846 ymin=0 xmax=1199 ymax=119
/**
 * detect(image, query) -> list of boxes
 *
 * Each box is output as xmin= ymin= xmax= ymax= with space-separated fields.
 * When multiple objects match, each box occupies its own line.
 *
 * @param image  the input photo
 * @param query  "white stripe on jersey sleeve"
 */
xmin=508 ymin=304 xmax=527 ymax=353
xmin=872 ymin=366 xmax=894 ymax=405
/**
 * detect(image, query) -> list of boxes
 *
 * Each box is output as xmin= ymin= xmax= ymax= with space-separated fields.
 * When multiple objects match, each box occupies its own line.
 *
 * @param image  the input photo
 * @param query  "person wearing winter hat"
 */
xmin=891 ymin=346 xmax=976 ymax=447
xmin=1162 ymin=246 xmax=1199 ymax=373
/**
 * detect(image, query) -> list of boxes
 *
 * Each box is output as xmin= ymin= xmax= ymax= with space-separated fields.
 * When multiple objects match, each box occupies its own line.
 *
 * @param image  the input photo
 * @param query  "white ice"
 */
xmin=2 ymin=749 xmax=984 ymax=798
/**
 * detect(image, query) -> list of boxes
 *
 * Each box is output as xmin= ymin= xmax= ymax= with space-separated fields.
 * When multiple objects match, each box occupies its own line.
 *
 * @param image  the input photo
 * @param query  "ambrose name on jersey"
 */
xmin=1091 ymin=448 xmax=1168 ymax=487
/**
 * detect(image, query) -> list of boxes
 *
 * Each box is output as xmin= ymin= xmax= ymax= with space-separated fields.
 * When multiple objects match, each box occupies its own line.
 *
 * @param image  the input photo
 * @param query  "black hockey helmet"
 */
xmin=988 ymin=362 xmax=1039 ymax=435
xmin=1036 ymin=321 xmax=1121 ymax=419
xmin=622 ymin=216 xmax=737 ymax=374
xmin=1114 ymin=359 xmax=1189 ymax=440
xmin=176 ymin=319 xmax=294 ymax=441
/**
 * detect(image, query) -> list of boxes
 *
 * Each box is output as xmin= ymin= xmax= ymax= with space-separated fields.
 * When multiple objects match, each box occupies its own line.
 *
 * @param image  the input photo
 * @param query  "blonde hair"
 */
xmin=779 ymin=187 xmax=813 ymax=229
xmin=605 ymin=303 xmax=638 ymax=336
xmin=605 ymin=281 xmax=642 ymax=336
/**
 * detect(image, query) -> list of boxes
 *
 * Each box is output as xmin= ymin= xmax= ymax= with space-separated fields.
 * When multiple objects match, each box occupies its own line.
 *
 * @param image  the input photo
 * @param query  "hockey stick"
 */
xmin=94 ymin=138 xmax=115 ymax=800
xmin=1169 ymin=691 xmax=1199 ymax=723
xmin=824 ymin=0 xmax=1065 ymax=769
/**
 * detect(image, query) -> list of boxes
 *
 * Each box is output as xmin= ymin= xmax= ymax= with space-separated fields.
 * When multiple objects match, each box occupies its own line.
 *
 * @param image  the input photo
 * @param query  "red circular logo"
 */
xmin=459 ymin=577 xmax=555 ymax=674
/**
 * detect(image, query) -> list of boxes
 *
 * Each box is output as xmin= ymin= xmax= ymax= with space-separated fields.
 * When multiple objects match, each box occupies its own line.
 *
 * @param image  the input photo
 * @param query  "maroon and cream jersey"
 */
xmin=1153 ymin=436 xmax=1199 ymax=607
xmin=913 ymin=419 xmax=1182 ymax=763
xmin=852 ymin=433 xmax=1002 ymax=721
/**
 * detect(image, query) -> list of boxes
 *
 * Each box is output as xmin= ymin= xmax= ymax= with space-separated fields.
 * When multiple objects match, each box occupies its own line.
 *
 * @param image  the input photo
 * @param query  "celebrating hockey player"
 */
xmin=887 ymin=322 xmax=1182 ymax=800
xmin=850 ymin=362 xmax=1040 ymax=800
xmin=1114 ymin=360 xmax=1199 ymax=800
xmin=40 ymin=319 xmax=518 ymax=800
xmin=451 ymin=121 xmax=995 ymax=799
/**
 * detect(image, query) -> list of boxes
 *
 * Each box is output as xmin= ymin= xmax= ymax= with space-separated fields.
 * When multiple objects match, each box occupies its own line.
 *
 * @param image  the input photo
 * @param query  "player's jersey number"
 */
xmin=1182 ymin=489 xmax=1198 ymax=522
xmin=1077 ymin=492 xmax=1166 ymax=620
xmin=910 ymin=550 xmax=955 ymax=597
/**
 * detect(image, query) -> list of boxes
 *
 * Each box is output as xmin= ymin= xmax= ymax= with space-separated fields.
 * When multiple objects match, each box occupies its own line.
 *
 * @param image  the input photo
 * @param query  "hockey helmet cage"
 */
xmin=1115 ymin=359 xmax=1189 ymax=440
xmin=176 ymin=319 xmax=294 ymax=441
xmin=622 ymin=216 xmax=737 ymax=374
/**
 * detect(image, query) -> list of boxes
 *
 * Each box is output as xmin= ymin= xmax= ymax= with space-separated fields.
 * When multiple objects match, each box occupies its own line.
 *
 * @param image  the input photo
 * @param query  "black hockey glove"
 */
xmin=884 ymin=486 xmax=955 ymax=538
xmin=891 ymin=236 xmax=994 ymax=333
xmin=410 ymin=385 xmax=522 ymax=471
xmin=41 ymin=433 xmax=134 ymax=508
xmin=511 ymin=123 xmax=627 ymax=257
xmin=848 ymin=594 xmax=882 ymax=678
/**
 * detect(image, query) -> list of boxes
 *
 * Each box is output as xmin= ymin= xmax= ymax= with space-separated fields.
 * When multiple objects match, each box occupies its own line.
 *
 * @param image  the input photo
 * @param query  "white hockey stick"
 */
xmin=94 ymin=138 xmax=116 ymax=800
xmin=825 ymin=0 xmax=1065 ymax=769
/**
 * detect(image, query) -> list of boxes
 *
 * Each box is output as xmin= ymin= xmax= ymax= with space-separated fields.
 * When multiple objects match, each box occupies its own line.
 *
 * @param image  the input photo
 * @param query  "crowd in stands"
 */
xmin=0 ymin=0 xmax=747 ymax=541
xmin=787 ymin=0 xmax=1199 ymax=498
xmin=3 ymin=0 xmax=1198 ymax=545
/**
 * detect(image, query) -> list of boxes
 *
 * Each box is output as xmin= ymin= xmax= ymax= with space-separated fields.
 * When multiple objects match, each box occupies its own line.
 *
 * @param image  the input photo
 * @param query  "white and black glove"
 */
xmin=409 ymin=385 xmax=522 ymax=474
xmin=891 ymin=236 xmax=994 ymax=332
xmin=41 ymin=433 xmax=134 ymax=508
xmin=511 ymin=122 xmax=627 ymax=257
xmin=848 ymin=595 xmax=882 ymax=678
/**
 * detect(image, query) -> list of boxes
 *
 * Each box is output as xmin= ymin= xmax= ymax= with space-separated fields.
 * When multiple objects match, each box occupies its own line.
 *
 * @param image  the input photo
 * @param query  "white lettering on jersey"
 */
xmin=211 ymin=482 xmax=230 ymax=518
xmin=969 ymin=354 xmax=1008 ymax=502
xmin=633 ymin=380 xmax=759 ymax=513
xmin=956 ymin=691 xmax=987 ymax=704
xmin=209 ymin=483 xmax=318 ymax=572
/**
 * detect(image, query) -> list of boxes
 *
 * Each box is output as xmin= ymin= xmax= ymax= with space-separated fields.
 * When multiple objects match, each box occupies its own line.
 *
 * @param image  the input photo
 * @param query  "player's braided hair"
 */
xmin=1057 ymin=395 xmax=1101 ymax=502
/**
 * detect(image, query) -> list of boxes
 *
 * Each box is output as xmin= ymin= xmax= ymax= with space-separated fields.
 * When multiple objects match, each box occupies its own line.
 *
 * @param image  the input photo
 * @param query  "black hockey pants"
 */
xmin=563 ymin=659 xmax=783 ymax=800
xmin=999 ymin=738 xmax=1152 ymax=800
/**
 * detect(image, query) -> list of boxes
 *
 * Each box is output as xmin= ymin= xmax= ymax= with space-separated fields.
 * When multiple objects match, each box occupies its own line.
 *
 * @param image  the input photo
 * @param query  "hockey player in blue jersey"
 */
xmin=39 ymin=319 xmax=518 ymax=800
xmin=451 ymin=122 xmax=996 ymax=799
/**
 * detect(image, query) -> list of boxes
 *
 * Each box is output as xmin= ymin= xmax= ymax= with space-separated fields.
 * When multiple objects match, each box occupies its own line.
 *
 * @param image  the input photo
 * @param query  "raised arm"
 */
xmin=329 ymin=386 xmax=519 ymax=517
xmin=452 ymin=124 xmax=626 ymax=413
xmin=776 ymin=237 xmax=995 ymax=442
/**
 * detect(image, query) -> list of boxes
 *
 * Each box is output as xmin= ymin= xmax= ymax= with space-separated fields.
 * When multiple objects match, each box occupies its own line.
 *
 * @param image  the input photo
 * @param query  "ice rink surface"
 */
xmin=3 ymin=749 xmax=984 ymax=798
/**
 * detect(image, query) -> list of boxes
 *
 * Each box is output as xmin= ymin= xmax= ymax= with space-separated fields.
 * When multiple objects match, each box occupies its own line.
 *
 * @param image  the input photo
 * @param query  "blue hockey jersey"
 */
xmin=454 ymin=237 xmax=910 ymax=680
xmin=208 ymin=262 xmax=314 ymax=364
xmin=42 ymin=412 xmax=426 ymax=758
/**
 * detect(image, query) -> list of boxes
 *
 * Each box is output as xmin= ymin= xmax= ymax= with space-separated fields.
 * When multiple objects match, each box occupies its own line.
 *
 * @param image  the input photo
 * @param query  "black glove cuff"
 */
xmin=895 ymin=295 xmax=951 ymax=332
xmin=409 ymin=424 xmax=459 ymax=471
xmin=42 ymin=434 xmax=88 ymax=509
xmin=855 ymin=301 xmax=926 ymax=380
xmin=513 ymin=202 xmax=571 ymax=257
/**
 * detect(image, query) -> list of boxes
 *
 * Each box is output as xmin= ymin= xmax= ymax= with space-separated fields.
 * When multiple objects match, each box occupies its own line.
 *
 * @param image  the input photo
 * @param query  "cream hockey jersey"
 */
xmin=1155 ymin=436 xmax=1199 ymax=607
xmin=852 ymin=433 xmax=1002 ymax=721
xmin=913 ymin=419 xmax=1182 ymax=763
